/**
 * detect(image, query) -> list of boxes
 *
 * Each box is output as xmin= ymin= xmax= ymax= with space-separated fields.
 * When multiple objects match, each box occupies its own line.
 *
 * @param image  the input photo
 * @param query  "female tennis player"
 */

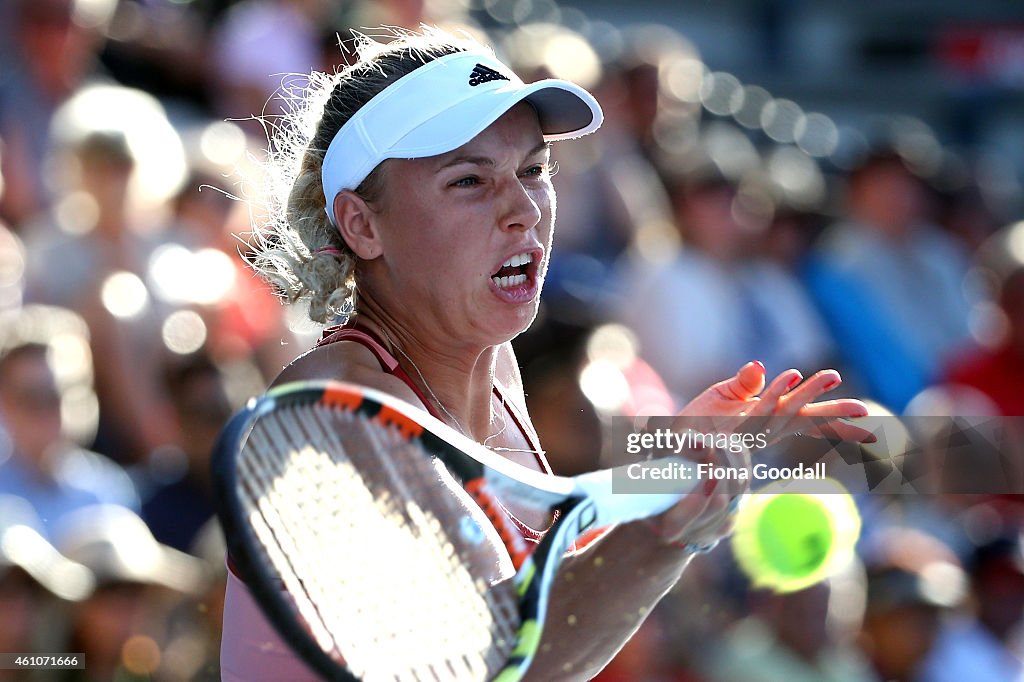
xmin=221 ymin=27 xmax=871 ymax=680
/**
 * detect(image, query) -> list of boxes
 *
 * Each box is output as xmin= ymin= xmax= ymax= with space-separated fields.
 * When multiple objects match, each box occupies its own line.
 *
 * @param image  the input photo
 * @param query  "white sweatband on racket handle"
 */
xmin=321 ymin=49 xmax=604 ymax=224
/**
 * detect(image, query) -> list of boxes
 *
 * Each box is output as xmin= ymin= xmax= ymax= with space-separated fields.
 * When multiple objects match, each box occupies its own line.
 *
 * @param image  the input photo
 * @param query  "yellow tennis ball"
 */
xmin=731 ymin=478 xmax=861 ymax=593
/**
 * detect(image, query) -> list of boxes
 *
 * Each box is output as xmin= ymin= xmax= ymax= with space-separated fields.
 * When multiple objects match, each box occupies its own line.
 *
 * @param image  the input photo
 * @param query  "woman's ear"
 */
xmin=333 ymin=191 xmax=382 ymax=260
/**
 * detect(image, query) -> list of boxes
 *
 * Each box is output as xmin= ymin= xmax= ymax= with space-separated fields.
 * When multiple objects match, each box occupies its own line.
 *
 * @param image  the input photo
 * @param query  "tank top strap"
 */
xmin=492 ymin=381 xmax=552 ymax=475
xmin=315 ymin=324 xmax=441 ymax=420
xmin=317 ymin=325 xmax=399 ymax=371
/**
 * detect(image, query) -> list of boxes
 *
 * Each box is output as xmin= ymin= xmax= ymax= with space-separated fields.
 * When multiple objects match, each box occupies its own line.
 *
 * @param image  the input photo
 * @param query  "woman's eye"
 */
xmin=450 ymin=176 xmax=479 ymax=188
xmin=522 ymin=165 xmax=545 ymax=178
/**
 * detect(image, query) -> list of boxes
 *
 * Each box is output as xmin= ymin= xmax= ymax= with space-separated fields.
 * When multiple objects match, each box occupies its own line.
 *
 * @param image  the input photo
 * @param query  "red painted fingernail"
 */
xmin=753 ymin=361 xmax=765 ymax=371
xmin=824 ymin=378 xmax=841 ymax=390
xmin=703 ymin=478 xmax=718 ymax=495
xmin=787 ymin=373 xmax=802 ymax=389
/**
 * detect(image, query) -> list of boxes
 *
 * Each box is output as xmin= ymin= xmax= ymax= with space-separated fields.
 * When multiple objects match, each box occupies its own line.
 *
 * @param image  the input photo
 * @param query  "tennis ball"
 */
xmin=731 ymin=478 xmax=861 ymax=593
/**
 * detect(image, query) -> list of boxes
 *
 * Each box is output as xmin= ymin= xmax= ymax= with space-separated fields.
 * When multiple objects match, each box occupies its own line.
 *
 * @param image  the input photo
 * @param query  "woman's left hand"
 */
xmin=673 ymin=361 xmax=875 ymax=446
xmin=644 ymin=361 xmax=874 ymax=551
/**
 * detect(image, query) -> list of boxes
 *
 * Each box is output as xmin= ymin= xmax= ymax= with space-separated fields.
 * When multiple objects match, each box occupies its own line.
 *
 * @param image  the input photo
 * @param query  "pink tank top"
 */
xmin=221 ymin=325 xmax=553 ymax=680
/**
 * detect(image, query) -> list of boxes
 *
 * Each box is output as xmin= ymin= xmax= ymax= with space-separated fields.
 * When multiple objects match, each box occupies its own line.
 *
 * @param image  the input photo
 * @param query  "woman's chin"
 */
xmin=484 ymin=303 xmax=540 ymax=343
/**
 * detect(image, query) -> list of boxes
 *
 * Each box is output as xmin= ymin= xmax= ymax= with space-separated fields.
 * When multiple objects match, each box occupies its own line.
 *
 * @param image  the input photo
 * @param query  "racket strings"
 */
xmin=339 ymin=411 xmax=521 ymax=646
xmin=238 ymin=404 xmax=519 ymax=681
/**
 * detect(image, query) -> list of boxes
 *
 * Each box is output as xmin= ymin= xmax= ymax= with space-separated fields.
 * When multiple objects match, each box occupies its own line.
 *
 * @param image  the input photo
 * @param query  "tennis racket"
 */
xmin=212 ymin=380 xmax=695 ymax=681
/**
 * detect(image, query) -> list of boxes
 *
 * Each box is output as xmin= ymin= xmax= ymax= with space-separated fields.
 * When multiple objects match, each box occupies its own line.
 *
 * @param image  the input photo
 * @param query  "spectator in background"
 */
xmin=22 ymin=124 xmax=179 ymax=463
xmin=164 ymin=128 xmax=301 ymax=382
xmin=142 ymin=353 xmax=232 ymax=553
xmin=0 ymin=139 xmax=27 ymax=312
xmin=619 ymin=124 xmax=832 ymax=403
xmin=932 ymin=177 xmax=1003 ymax=253
xmin=602 ymin=25 xmax=704 ymax=166
xmin=857 ymin=527 xmax=965 ymax=682
xmin=0 ymin=306 xmax=138 ymax=541
xmin=804 ymin=145 xmax=974 ymax=412
xmin=705 ymin=580 xmax=875 ymax=682
xmin=55 ymin=504 xmax=209 ymax=682
xmin=945 ymin=220 xmax=1024 ymax=415
xmin=0 ymin=0 xmax=116 ymax=229
xmin=92 ymin=0 xmax=213 ymax=109
xmin=919 ymin=535 xmax=1024 ymax=681
xmin=0 ymin=495 xmax=94 ymax=682
xmin=209 ymin=0 xmax=336 ymax=139
xmin=755 ymin=144 xmax=832 ymax=273
xmin=353 ymin=0 xmax=474 ymax=34
xmin=518 ymin=330 xmax=603 ymax=477
xmin=0 ymin=222 xmax=25 ymax=312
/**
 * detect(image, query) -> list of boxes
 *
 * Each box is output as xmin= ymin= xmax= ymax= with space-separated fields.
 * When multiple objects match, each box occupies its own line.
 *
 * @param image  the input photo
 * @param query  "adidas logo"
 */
xmin=468 ymin=64 xmax=510 ymax=87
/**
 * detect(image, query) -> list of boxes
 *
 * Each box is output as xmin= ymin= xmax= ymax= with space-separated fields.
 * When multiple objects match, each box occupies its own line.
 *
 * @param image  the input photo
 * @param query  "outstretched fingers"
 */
xmin=740 ymin=369 xmax=878 ymax=444
xmin=744 ymin=369 xmax=803 ymax=417
xmin=776 ymin=370 xmax=842 ymax=415
xmin=795 ymin=398 xmax=876 ymax=443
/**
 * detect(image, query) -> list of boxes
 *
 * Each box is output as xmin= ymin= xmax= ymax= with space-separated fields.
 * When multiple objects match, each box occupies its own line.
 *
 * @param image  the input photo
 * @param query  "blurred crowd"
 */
xmin=1 ymin=0 xmax=1023 ymax=680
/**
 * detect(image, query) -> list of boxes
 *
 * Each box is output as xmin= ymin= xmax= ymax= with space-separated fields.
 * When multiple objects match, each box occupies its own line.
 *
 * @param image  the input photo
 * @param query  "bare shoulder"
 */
xmin=272 ymin=340 xmax=422 ymax=407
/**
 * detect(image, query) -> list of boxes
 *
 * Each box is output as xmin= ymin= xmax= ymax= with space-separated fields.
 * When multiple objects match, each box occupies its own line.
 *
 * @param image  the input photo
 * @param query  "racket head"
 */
xmin=212 ymin=381 xmax=534 ymax=681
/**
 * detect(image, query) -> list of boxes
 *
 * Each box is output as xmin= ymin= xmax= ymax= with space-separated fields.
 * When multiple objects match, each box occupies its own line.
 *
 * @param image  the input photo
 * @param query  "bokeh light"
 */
xmin=199 ymin=121 xmax=249 ymax=170
xmin=795 ymin=112 xmax=840 ymax=158
xmin=699 ymin=72 xmax=743 ymax=116
xmin=148 ymin=245 xmax=236 ymax=306
xmin=732 ymin=84 xmax=772 ymax=129
xmin=161 ymin=310 xmax=208 ymax=355
xmin=662 ymin=55 xmax=706 ymax=104
xmin=100 ymin=272 xmax=150 ymax=319
xmin=760 ymin=98 xmax=804 ymax=144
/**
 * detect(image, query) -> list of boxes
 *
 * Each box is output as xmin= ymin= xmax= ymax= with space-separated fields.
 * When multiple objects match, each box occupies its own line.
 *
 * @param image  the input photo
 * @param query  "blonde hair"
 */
xmin=248 ymin=28 xmax=489 ymax=323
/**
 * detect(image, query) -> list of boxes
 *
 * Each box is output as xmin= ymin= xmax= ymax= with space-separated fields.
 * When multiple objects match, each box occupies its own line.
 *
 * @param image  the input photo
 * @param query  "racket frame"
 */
xmin=213 ymin=380 xmax=688 ymax=681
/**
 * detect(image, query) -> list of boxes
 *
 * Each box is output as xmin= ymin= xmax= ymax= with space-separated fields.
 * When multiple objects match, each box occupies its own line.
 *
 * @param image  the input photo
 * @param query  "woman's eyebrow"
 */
xmin=530 ymin=141 xmax=553 ymax=156
xmin=439 ymin=154 xmax=494 ymax=169
xmin=437 ymin=141 xmax=551 ymax=170
xmin=528 ymin=141 xmax=553 ymax=159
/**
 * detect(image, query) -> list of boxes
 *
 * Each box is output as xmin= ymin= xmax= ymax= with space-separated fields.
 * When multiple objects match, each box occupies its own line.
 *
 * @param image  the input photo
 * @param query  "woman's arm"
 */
xmin=515 ymin=362 xmax=872 ymax=680
xmin=523 ymin=497 xmax=716 ymax=680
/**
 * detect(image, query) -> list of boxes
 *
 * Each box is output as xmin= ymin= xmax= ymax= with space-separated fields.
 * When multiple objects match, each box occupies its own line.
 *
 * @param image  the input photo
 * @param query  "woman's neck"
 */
xmin=352 ymin=305 xmax=501 ymax=442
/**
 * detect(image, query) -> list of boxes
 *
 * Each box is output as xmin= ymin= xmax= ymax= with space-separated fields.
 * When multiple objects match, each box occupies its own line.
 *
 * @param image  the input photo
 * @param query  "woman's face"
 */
xmin=363 ymin=102 xmax=555 ymax=346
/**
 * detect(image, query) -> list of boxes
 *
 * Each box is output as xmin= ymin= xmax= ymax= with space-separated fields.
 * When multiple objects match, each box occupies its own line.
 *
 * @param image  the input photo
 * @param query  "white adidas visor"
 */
xmin=321 ymin=50 xmax=604 ymax=224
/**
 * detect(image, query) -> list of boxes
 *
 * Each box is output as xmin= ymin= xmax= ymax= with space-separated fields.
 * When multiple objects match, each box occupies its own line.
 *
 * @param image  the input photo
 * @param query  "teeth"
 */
xmin=501 ymin=252 xmax=534 ymax=268
xmin=492 ymin=273 xmax=528 ymax=289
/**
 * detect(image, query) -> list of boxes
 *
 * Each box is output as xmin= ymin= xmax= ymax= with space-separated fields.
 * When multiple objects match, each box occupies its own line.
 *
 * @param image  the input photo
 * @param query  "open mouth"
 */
xmin=490 ymin=251 xmax=535 ymax=289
